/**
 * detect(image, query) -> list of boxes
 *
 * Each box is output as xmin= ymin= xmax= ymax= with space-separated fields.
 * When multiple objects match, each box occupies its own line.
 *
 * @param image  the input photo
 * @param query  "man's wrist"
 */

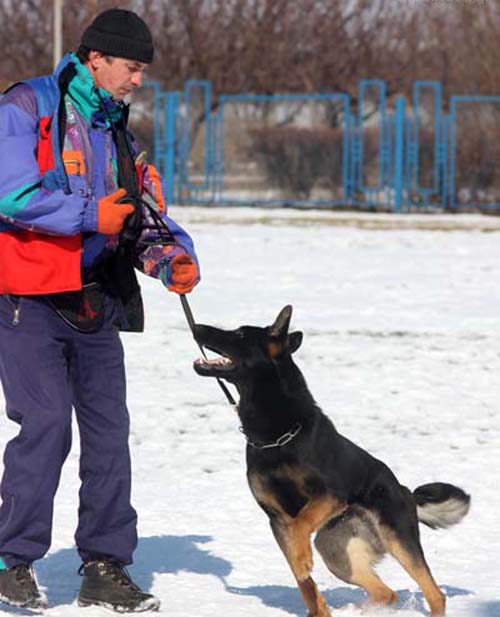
xmin=82 ymin=198 xmax=98 ymax=232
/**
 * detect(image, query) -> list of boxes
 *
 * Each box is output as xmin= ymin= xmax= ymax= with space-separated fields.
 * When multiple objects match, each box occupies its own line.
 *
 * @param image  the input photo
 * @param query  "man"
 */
xmin=0 ymin=8 xmax=199 ymax=613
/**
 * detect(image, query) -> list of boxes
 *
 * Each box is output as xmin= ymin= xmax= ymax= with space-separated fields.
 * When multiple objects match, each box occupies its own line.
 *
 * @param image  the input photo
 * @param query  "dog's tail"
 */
xmin=413 ymin=482 xmax=470 ymax=529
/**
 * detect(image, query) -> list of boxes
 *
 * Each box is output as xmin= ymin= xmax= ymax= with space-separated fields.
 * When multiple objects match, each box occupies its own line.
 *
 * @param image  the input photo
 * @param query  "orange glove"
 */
xmin=167 ymin=253 xmax=199 ymax=294
xmin=97 ymin=188 xmax=135 ymax=235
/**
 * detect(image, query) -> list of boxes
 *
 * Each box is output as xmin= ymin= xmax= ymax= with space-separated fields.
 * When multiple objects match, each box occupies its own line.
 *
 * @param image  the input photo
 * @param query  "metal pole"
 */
xmin=53 ymin=0 xmax=63 ymax=70
xmin=165 ymin=91 xmax=179 ymax=205
xmin=394 ymin=96 xmax=405 ymax=213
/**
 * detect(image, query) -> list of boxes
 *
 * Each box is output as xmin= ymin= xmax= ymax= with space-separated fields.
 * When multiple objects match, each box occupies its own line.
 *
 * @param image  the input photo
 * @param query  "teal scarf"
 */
xmin=67 ymin=53 xmax=122 ymax=125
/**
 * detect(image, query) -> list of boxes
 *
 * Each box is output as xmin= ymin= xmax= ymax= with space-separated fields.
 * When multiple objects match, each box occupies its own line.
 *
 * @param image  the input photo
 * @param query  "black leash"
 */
xmin=180 ymin=295 xmax=238 ymax=411
xmin=181 ymin=297 xmax=305 ymax=447
xmin=97 ymin=92 xmax=236 ymax=409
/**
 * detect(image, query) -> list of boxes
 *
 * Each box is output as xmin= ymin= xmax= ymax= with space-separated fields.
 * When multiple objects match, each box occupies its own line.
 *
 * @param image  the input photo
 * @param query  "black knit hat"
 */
xmin=81 ymin=8 xmax=154 ymax=63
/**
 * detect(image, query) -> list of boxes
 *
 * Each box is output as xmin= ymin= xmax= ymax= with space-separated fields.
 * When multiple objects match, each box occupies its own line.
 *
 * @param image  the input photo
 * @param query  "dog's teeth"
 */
xmin=194 ymin=356 xmax=232 ymax=367
xmin=203 ymin=357 xmax=230 ymax=365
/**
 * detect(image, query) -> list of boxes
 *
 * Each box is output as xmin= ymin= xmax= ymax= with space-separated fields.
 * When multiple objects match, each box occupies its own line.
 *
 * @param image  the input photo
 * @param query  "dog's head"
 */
xmin=193 ymin=305 xmax=303 ymax=383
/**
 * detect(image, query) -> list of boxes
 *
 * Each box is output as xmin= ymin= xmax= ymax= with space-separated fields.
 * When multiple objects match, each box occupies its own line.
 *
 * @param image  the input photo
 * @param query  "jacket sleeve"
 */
xmin=0 ymin=85 xmax=97 ymax=236
xmin=134 ymin=163 xmax=200 ymax=289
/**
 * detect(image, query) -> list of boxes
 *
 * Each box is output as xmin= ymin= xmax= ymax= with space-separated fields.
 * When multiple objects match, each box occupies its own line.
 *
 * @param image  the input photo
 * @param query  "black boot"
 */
xmin=78 ymin=560 xmax=160 ymax=613
xmin=0 ymin=563 xmax=47 ymax=609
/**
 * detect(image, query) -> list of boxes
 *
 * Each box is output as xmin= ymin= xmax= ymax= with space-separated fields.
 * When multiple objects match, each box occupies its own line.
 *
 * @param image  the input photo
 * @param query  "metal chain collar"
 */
xmin=241 ymin=421 xmax=302 ymax=449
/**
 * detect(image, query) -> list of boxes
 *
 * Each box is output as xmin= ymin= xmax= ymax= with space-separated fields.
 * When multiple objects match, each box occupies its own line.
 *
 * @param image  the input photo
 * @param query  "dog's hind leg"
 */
xmin=315 ymin=507 xmax=397 ymax=607
xmin=379 ymin=488 xmax=446 ymax=616
xmin=382 ymin=530 xmax=445 ymax=616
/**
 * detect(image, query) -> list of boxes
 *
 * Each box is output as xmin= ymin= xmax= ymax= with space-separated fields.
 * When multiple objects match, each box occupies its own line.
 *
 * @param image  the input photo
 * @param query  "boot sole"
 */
xmin=78 ymin=596 xmax=160 ymax=613
xmin=0 ymin=591 xmax=47 ymax=610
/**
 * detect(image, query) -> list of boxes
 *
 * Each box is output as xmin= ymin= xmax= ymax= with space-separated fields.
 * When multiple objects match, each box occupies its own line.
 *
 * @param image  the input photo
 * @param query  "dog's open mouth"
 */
xmin=193 ymin=354 xmax=235 ymax=376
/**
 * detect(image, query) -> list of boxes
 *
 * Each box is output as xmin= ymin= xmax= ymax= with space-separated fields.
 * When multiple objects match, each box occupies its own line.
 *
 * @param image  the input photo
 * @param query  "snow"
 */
xmin=1 ymin=208 xmax=499 ymax=616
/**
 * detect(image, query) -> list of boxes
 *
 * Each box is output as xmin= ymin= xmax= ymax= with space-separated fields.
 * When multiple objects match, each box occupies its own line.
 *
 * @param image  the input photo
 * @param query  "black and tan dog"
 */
xmin=193 ymin=306 xmax=470 ymax=617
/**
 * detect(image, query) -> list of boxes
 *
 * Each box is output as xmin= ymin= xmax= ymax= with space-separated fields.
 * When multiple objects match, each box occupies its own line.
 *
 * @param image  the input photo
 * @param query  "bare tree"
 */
xmin=1 ymin=0 xmax=498 ymax=101
xmin=0 ymin=0 xmax=137 ymax=87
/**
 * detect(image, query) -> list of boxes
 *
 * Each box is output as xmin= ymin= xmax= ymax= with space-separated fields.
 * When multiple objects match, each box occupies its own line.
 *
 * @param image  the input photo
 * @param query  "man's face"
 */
xmin=89 ymin=52 xmax=148 ymax=101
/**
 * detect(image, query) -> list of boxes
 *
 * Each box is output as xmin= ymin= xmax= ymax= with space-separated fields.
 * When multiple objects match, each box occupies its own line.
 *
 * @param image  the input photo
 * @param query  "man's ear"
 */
xmin=288 ymin=331 xmax=303 ymax=354
xmin=88 ymin=50 xmax=104 ymax=69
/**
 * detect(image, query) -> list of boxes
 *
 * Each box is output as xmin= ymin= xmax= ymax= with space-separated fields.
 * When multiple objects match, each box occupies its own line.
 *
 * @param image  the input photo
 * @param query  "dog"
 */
xmin=193 ymin=306 xmax=470 ymax=617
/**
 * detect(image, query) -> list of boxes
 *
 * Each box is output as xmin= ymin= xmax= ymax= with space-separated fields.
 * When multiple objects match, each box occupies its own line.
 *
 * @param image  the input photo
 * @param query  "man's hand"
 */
xmin=97 ymin=188 xmax=135 ymax=234
xmin=167 ymin=253 xmax=199 ymax=294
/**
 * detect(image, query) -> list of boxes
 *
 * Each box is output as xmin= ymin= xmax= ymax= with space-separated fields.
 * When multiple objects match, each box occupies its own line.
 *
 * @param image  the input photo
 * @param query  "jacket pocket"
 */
xmin=67 ymin=173 xmax=88 ymax=198
xmin=63 ymin=150 xmax=86 ymax=176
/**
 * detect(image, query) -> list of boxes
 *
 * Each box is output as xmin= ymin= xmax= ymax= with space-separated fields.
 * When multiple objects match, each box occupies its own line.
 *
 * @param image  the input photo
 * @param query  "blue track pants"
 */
xmin=0 ymin=294 xmax=137 ymax=567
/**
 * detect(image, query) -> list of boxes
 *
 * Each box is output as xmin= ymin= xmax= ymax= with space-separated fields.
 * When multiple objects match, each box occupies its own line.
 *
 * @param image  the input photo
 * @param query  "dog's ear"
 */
xmin=270 ymin=305 xmax=293 ymax=339
xmin=288 ymin=331 xmax=303 ymax=354
xmin=268 ymin=330 xmax=302 ymax=360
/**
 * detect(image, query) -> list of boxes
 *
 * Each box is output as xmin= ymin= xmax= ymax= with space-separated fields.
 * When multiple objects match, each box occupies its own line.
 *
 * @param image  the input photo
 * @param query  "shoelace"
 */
xmin=80 ymin=561 xmax=143 ymax=594
xmin=105 ymin=564 xmax=136 ymax=588
xmin=13 ymin=564 xmax=36 ymax=589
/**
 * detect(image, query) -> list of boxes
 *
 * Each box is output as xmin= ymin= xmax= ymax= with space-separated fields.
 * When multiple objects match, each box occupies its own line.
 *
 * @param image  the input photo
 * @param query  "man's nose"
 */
xmin=132 ymin=72 xmax=143 ymax=88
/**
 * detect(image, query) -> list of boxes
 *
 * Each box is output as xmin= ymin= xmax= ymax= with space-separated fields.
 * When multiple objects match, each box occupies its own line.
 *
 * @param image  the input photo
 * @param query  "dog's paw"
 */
xmin=306 ymin=602 xmax=331 ymax=617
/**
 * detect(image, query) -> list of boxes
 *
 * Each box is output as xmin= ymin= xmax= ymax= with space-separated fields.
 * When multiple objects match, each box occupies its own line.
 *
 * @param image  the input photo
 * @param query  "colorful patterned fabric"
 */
xmin=0 ymin=53 xmax=199 ymax=295
xmin=66 ymin=54 xmax=122 ymax=125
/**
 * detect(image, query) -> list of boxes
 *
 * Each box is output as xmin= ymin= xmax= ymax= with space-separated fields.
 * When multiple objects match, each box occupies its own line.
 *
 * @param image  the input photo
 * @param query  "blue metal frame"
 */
xmin=182 ymin=80 xmax=213 ymax=195
xmin=213 ymin=92 xmax=350 ymax=207
xmin=394 ymin=96 xmax=406 ymax=213
xmin=164 ymin=91 xmax=180 ymax=206
xmin=357 ymin=80 xmax=386 ymax=193
xmin=411 ymin=81 xmax=442 ymax=208
xmin=139 ymin=79 xmax=500 ymax=211
xmin=449 ymin=95 xmax=500 ymax=210
xmin=440 ymin=114 xmax=449 ymax=209
xmin=141 ymin=80 xmax=162 ymax=171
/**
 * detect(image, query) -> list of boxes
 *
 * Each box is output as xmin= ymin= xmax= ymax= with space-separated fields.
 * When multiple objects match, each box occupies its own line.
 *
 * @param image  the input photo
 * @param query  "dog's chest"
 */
xmin=248 ymin=464 xmax=326 ymax=520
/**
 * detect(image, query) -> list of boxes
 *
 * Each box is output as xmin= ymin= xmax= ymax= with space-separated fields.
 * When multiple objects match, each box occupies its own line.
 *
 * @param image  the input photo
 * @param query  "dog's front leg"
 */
xmin=270 ymin=496 xmax=345 ymax=617
xmin=271 ymin=517 xmax=330 ymax=617
xmin=289 ymin=495 xmax=346 ymax=580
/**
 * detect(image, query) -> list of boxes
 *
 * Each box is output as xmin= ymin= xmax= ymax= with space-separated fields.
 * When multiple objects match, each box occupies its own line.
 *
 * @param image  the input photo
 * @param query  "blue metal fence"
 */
xmin=137 ymin=79 xmax=500 ymax=211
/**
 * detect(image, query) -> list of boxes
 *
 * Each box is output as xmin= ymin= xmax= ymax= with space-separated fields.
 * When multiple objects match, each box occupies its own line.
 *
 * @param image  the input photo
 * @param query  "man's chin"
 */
xmin=111 ymin=93 xmax=131 ymax=104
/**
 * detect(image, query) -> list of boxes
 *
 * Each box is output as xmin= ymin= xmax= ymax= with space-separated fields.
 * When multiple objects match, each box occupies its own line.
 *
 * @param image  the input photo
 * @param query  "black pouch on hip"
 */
xmin=44 ymin=282 xmax=106 ymax=333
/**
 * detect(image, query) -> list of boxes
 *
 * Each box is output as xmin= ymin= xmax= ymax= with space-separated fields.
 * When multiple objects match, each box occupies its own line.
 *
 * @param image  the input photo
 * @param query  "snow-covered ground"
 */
xmin=1 ymin=208 xmax=499 ymax=617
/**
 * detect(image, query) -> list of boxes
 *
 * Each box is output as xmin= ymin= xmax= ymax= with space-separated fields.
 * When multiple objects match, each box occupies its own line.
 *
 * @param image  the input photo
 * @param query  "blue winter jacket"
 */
xmin=0 ymin=53 xmax=199 ymax=296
